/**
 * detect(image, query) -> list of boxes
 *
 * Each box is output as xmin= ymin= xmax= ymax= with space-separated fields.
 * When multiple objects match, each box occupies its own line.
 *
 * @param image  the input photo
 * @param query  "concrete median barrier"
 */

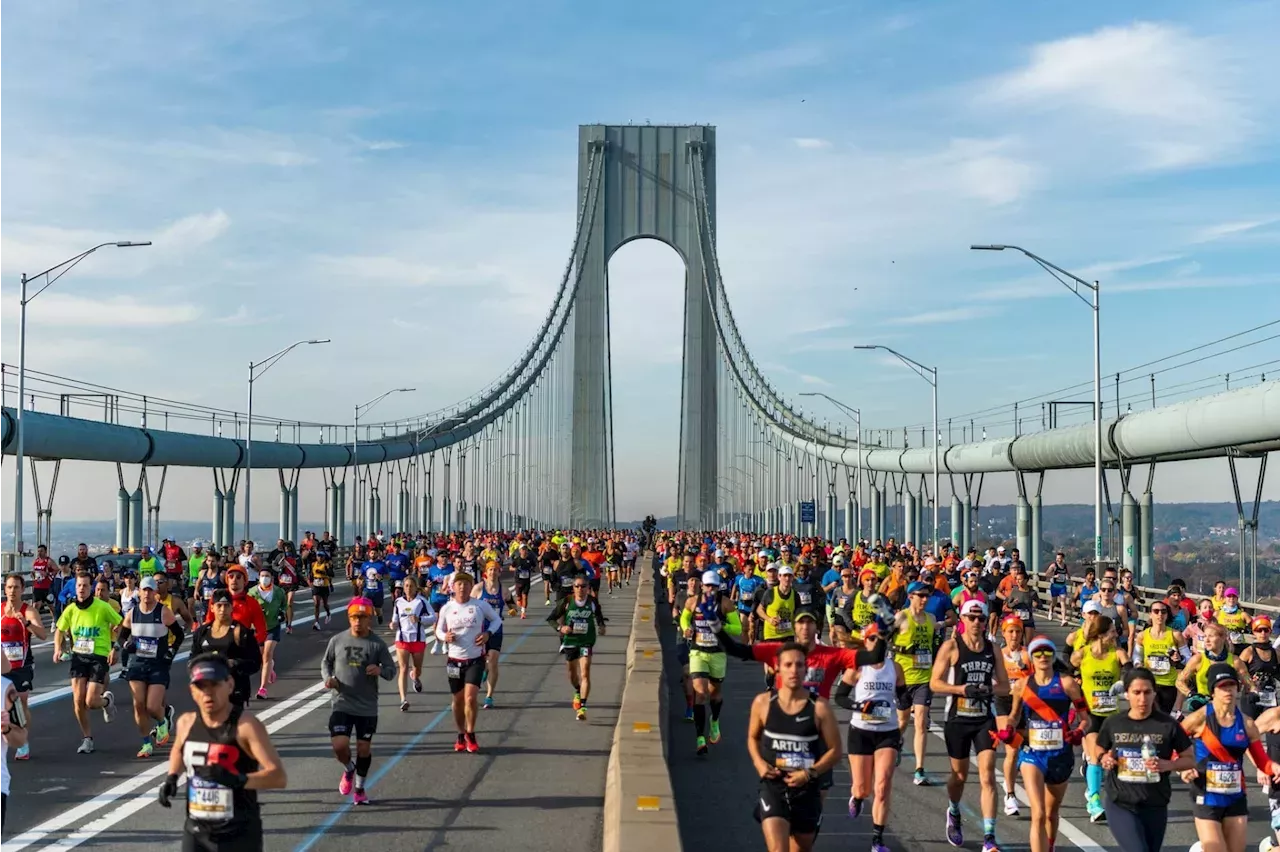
xmin=602 ymin=555 xmax=682 ymax=852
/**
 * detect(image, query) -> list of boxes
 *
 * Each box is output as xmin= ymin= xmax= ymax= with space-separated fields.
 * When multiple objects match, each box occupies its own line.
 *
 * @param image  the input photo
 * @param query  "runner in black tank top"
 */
xmin=158 ymin=654 xmax=286 ymax=852
xmin=191 ymin=590 xmax=261 ymax=708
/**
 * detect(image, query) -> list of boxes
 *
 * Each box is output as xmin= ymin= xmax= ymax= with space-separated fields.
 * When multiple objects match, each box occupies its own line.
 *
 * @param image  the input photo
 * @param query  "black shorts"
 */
xmin=995 ymin=695 xmax=1015 ymax=718
xmin=69 ymin=652 xmax=110 ymax=685
xmin=897 ymin=682 xmax=933 ymax=711
xmin=32 ymin=588 xmax=52 ymax=605
xmin=1155 ymin=685 xmax=1178 ymax=715
xmin=755 ymin=780 xmax=824 ymax=836
xmin=1191 ymin=796 xmax=1249 ymax=821
xmin=1087 ymin=711 xmax=1115 ymax=734
xmin=944 ymin=716 xmax=996 ymax=759
xmin=312 ymin=586 xmax=331 ymax=600
xmin=126 ymin=662 xmax=172 ymax=688
xmin=486 ymin=631 xmax=504 ymax=654
xmin=328 ymin=711 xmax=377 ymax=741
xmin=542 ymin=571 xmax=555 ymax=585
xmin=589 ymin=578 xmax=601 ymax=593
xmin=447 ymin=657 xmax=485 ymax=694
xmin=989 ymin=598 xmax=1004 ymax=618
xmin=182 ymin=827 xmax=264 ymax=852
xmin=514 ymin=578 xmax=531 ymax=595
xmin=848 ymin=726 xmax=902 ymax=756
xmin=8 ymin=664 xmax=34 ymax=693
xmin=561 ymin=645 xmax=593 ymax=663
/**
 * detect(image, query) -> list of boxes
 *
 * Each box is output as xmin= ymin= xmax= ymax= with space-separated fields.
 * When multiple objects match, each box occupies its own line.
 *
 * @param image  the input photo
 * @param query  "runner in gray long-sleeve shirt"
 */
xmin=320 ymin=596 xmax=395 ymax=805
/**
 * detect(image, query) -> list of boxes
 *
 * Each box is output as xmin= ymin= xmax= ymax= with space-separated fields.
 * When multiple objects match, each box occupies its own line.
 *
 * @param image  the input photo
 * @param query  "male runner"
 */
xmin=119 ymin=575 xmax=180 ymax=757
xmin=548 ymin=573 xmax=606 ymax=721
xmin=681 ymin=571 xmax=742 ymax=755
xmin=54 ymin=573 xmax=122 ymax=754
xmin=436 ymin=572 xmax=503 ymax=750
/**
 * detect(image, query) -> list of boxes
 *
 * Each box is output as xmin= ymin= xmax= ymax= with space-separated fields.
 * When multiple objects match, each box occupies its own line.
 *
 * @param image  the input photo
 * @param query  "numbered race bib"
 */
xmin=446 ymin=663 xmax=461 ymax=678
xmin=1230 ymin=632 xmax=1246 ymax=646
xmin=1091 ymin=690 xmax=1117 ymax=713
xmin=774 ymin=751 xmax=815 ymax=771
xmin=561 ymin=576 xmax=574 ymax=587
xmin=776 ymin=619 xmax=792 ymax=633
xmin=572 ymin=621 xmax=589 ymax=634
xmin=3 ymin=641 xmax=25 ymax=662
xmin=135 ymin=637 xmax=159 ymax=659
xmin=957 ymin=697 xmax=986 ymax=717
xmin=73 ymin=636 xmax=96 ymax=655
xmin=1259 ymin=688 xmax=1277 ymax=708
xmin=188 ymin=776 xmax=234 ymax=822
xmin=203 ymin=587 xmax=215 ymax=600
xmin=860 ymin=702 xmax=894 ymax=723
xmin=1147 ymin=654 xmax=1171 ymax=675
xmin=1115 ymin=747 xmax=1156 ymax=784
xmin=798 ymin=591 xmax=812 ymax=606
xmin=1026 ymin=720 xmax=1063 ymax=751
xmin=1015 ymin=608 xmax=1031 ymax=622
xmin=696 ymin=630 xmax=716 ymax=646
xmin=913 ymin=650 xmax=933 ymax=669
xmin=1205 ymin=761 xmax=1243 ymax=795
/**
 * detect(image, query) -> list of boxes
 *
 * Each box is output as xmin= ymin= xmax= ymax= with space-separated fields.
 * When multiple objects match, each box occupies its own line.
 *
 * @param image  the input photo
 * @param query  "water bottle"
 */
xmin=1141 ymin=734 xmax=1158 ymax=782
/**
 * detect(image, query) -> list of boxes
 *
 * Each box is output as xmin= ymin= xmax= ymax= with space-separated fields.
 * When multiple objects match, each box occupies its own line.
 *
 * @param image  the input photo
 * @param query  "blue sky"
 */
xmin=3 ymin=0 xmax=1278 ymax=522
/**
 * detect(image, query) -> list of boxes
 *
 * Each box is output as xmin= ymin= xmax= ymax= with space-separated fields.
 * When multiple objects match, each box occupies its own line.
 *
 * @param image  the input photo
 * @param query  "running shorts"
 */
xmin=312 ymin=586 xmax=330 ymax=600
xmin=847 ymin=726 xmax=902 ymax=756
xmin=69 ymin=652 xmax=110 ymax=685
xmin=395 ymin=640 xmax=427 ymax=655
xmin=589 ymin=577 xmax=601 ymax=594
xmin=181 ymin=825 xmax=265 ymax=852
xmin=943 ymin=717 xmax=996 ymax=759
xmin=33 ymin=588 xmax=52 ymax=605
xmin=486 ymin=630 xmax=504 ymax=654
xmin=367 ymin=591 xmax=385 ymax=610
xmin=897 ymin=682 xmax=933 ymax=710
xmin=1049 ymin=583 xmax=1067 ymax=598
xmin=447 ymin=656 xmax=485 ymax=694
xmin=688 ymin=649 xmax=727 ymax=682
xmin=1087 ymin=712 xmax=1115 ymax=734
xmin=1191 ymin=796 xmax=1248 ymax=821
xmin=560 ymin=645 xmax=593 ymax=663
xmin=755 ymin=779 xmax=823 ymax=836
xmin=126 ymin=662 xmax=172 ymax=688
xmin=327 ymin=711 xmax=377 ymax=741
xmin=989 ymin=598 xmax=1004 ymax=618
xmin=1017 ymin=746 xmax=1074 ymax=785
xmin=8 ymin=664 xmax=34 ymax=693
xmin=514 ymin=578 xmax=531 ymax=596
xmin=995 ymin=695 xmax=1015 ymax=718
xmin=1155 ymin=685 xmax=1178 ymax=715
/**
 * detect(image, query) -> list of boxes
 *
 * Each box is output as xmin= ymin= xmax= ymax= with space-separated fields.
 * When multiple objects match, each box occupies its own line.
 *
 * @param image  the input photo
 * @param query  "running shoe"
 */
xmin=102 ymin=691 xmax=116 ymax=723
xmin=945 ymin=809 xmax=963 ymax=847
xmin=77 ymin=737 xmax=95 ymax=755
xmin=465 ymin=733 xmax=480 ymax=753
xmin=15 ymin=743 xmax=30 ymax=760
xmin=483 ymin=696 xmax=494 ymax=709
xmin=269 ymin=669 xmax=277 ymax=685
xmin=1087 ymin=794 xmax=1105 ymax=823
xmin=520 ymin=611 xmax=527 ymax=619
xmin=164 ymin=704 xmax=176 ymax=734
xmin=454 ymin=734 xmax=467 ymax=753
xmin=696 ymin=736 xmax=708 ymax=756
xmin=352 ymin=788 xmax=370 ymax=805
xmin=573 ymin=694 xmax=583 ymax=711
xmin=325 ymin=613 xmax=332 ymax=626
xmin=683 ymin=705 xmax=694 ymax=722
xmin=339 ymin=769 xmax=354 ymax=795
xmin=708 ymin=719 xmax=721 ymax=744
xmin=154 ymin=719 xmax=170 ymax=746
xmin=285 ymin=625 xmax=292 ymax=635
xmin=848 ymin=796 xmax=863 ymax=819
xmin=576 ymin=707 xmax=587 ymax=721
xmin=400 ymin=700 xmax=410 ymax=712
xmin=914 ymin=769 xmax=930 ymax=786
xmin=257 ymin=687 xmax=268 ymax=700
xmin=413 ymin=677 xmax=423 ymax=694
xmin=313 ymin=623 xmax=321 ymax=631
xmin=137 ymin=741 xmax=154 ymax=759
xmin=982 ymin=840 xmax=1001 ymax=852
xmin=871 ymin=844 xmax=890 ymax=852
xmin=1004 ymin=794 xmax=1019 ymax=817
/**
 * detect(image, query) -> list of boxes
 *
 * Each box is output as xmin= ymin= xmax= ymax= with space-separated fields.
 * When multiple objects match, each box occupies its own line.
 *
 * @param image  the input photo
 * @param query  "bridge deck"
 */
xmin=4 ymin=581 xmax=636 ymax=851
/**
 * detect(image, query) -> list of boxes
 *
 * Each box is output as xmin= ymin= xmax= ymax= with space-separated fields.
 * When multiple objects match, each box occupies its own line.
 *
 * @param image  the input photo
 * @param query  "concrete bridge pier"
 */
xmin=128 ymin=486 xmax=143 ymax=550
xmin=904 ymin=490 xmax=917 ymax=548
xmin=289 ymin=483 xmax=299 ymax=543
xmin=1030 ymin=487 xmax=1043 ymax=576
xmin=210 ymin=485 xmax=223 ymax=550
xmin=845 ymin=496 xmax=856 ymax=544
xmin=117 ymin=464 xmax=132 ymax=550
xmin=917 ymin=479 xmax=927 ymax=550
xmin=1121 ymin=490 xmax=1138 ymax=575
xmin=1015 ymin=488 xmax=1030 ymax=570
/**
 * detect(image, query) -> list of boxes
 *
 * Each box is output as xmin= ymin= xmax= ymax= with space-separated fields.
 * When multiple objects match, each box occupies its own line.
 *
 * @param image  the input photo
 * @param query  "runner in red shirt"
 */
xmin=719 ymin=611 xmax=885 ymax=698
xmin=30 ymin=544 xmax=54 ymax=616
xmin=203 ymin=565 xmax=268 ymax=640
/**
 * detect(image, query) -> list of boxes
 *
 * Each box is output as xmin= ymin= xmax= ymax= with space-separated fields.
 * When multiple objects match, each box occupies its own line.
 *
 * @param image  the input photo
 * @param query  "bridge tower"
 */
xmin=570 ymin=124 xmax=718 ymax=529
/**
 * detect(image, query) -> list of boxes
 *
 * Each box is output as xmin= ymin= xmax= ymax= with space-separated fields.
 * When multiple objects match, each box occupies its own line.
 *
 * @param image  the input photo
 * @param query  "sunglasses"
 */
xmin=573 ymin=584 xmax=589 ymax=589
xmin=962 ymin=614 xmax=984 ymax=622
xmin=1256 ymin=627 xmax=1273 ymax=633
xmin=1150 ymin=608 xmax=1169 ymax=616
xmin=1031 ymin=649 xmax=1055 ymax=658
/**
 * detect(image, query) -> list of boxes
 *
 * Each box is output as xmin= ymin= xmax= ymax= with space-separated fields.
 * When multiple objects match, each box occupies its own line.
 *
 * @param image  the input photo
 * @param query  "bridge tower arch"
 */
xmin=570 ymin=124 xmax=718 ymax=529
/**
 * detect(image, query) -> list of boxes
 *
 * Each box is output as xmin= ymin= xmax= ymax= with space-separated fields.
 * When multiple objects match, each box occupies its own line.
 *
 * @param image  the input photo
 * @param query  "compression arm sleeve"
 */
xmin=679 ymin=608 xmax=693 ymax=632
xmin=717 ymin=628 xmax=756 ymax=661
xmin=723 ymin=609 xmax=743 ymax=637
xmin=1249 ymin=740 xmax=1279 ymax=776
xmin=832 ymin=679 xmax=856 ymax=710
xmin=1178 ymin=645 xmax=1192 ymax=661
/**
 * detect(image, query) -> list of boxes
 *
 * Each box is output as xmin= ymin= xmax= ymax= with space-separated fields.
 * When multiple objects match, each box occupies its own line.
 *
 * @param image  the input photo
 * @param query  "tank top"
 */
xmin=1217 ymin=609 xmax=1251 ymax=646
xmin=760 ymin=694 xmax=825 ymax=774
xmin=1 ymin=604 xmax=32 ymax=667
xmin=182 ymin=706 xmax=260 ymax=839
xmin=1078 ymin=582 xmax=1098 ymax=603
xmin=761 ymin=588 xmax=797 ymax=640
xmin=1192 ymin=708 xmax=1249 ymax=807
xmin=691 ymin=597 xmax=725 ymax=652
xmin=130 ymin=602 xmax=170 ymax=664
xmin=1196 ymin=648 xmax=1236 ymax=695
xmin=1140 ymin=627 xmax=1178 ymax=686
xmin=850 ymin=660 xmax=899 ymax=732
xmin=199 ymin=572 xmax=225 ymax=601
xmin=1003 ymin=647 xmax=1031 ymax=687
xmin=850 ymin=592 xmax=879 ymax=630
xmin=947 ymin=636 xmax=996 ymax=721
xmin=120 ymin=588 xmax=140 ymax=618
xmin=478 ymin=584 xmax=505 ymax=631
xmin=1247 ymin=645 xmax=1280 ymax=708
xmin=1079 ymin=644 xmax=1121 ymax=716
xmin=1021 ymin=673 xmax=1071 ymax=753
xmin=893 ymin=610 xmax=936 ymax=686
xmin=1051 ymin=564 xmax=1069 ymax=585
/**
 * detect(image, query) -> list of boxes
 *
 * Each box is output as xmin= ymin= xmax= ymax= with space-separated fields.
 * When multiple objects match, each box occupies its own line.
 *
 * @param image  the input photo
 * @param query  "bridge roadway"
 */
xmin=5 ymin=579 xmax=636 ymax=851
xmin=656 ymin=582 xmax=1278 ymax=852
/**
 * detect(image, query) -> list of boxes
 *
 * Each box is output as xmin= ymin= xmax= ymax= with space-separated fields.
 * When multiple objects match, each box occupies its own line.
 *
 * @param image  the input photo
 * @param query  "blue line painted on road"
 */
xmin=294 ymin=625 xmax=537 ymax=852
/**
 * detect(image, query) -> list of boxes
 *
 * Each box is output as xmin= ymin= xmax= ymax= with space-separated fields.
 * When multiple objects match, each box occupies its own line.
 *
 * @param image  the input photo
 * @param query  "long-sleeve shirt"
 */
xmin=434 ymin=599 xmax=503 ymax=661
xmin=203 ymin=592 xmax=267 ymax=640
xmin=321 ymin=631 xmax=396 ymax=716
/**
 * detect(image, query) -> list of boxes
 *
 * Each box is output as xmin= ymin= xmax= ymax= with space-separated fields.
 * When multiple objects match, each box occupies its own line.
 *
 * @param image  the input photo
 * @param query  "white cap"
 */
xmin=701 ymin=570 xmax=722 ymax=587
xmin=757 ymin=550 xmax=771 ymax=559
xmin=191 ymin=539 xmax=205 ymax=549
xmin=960 ymin=599 xmax=987 ymax=617
xmin=713 ymin=549 xmax=725 ymax=558
xmin=777 ymin=565 xmax=795 ymax=576
xmin=832 ymin=555 xmax=846 ymax=566
xmin=997 ymin=546 xmax=1006 ymax=553
xmin=1082 ymin=599 xmax=1103 ymax=616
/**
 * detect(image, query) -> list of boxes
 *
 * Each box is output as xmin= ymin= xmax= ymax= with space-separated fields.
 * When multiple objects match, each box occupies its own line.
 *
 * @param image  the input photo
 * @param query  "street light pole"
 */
xmin=12 ymin=241 xmax=151 ymax=558
xmin=852 ymin=347 xmax=939 ymax=554
xmin=352 ymin=388 xmax=415 ymax=541
xmin=971 ymin=244 xmax=1103 ymax=563
xmin=243 ymin=339 xmax=331 ymax=542
xmin=799 ymin=391 xmax=862 ymax=537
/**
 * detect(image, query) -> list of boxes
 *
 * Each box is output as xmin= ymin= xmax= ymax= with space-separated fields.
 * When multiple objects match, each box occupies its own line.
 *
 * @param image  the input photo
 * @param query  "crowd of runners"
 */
xmin=651 ymin=532 xmax=1280 ymax=852
xmin=0 ymin=528 xmax=638 ymax=849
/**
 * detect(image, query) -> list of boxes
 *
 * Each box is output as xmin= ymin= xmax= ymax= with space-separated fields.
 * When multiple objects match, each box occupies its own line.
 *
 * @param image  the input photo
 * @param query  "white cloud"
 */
xmin=362 ymin=140 xmax=406 ymax=151
xmin=982 ymin=22 xmax=1252 ymax=170
xmin=148 ymin=129 xmax=320 ymax=167
xmin=7 ymin=293 xmax=200 ymax=327
xmin=887 ymin=306 xmax=998 ymax=326
xmin=715 ymin=42 xmax=827 ymax=78
xmin=1191 ymin=218 xmax=1279 ymax=243
xmin=915 ymin=138 xmax=1039 ymax=206
xmin=793 ymin=137 xmax=832 ymax=150
xmin=155 ymin=209 xmax=231 ymax=251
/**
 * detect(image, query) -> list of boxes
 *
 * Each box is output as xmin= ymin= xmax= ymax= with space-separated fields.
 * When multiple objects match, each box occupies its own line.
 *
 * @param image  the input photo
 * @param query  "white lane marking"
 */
xmin=28 ymin=589 xmax=351 ymax=707
xmin=7 ymin=661 xmax=332 ymax=850
xmin=38 ymin=692 xmax=333 ymax=851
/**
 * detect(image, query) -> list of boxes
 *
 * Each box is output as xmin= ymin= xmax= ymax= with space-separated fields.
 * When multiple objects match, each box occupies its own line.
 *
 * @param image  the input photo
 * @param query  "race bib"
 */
xmin=860 ymin=703 xmax=893 ymax=723
xmin=1115 ymin=747 xmax=1156 ymax=784
xmin=1259 ymin=688 xmax=1277 ymax=709
xmin=446 ymin=663 xmax=461 ymax=679
xmin=203 ymin=587 xmax=215 ymax=600
xmin=3 ymin=641 xmax=25 ymax=662
xmin=956 ymin=697 xmax=986 ymax=717
xmin=1147 ymin=654 xmax=1171 ymax=675
xmin=1091 ymin=690 xmax=1117 ymax=713
xmin=913 ymin=650 xmax=933 ymax=669
xmin=1205 ymin=761 xmax=1243 ymax=795
xmin=696 ymin=630 xmax=716 ymax=646
xmin=1015 ymin=608 xmax=1031 ymax=622
xmin=1230 ymin=632 xmax=1246 ymax=646
xmin=1027 ymin=720 xmax=1063 ymax=751
xmin=776 ymin=619 xmax=792 ymax=633
xmin=774 ymin=751 xmax=815 ymax=770
xmin=135 ymin=637 xmax=159 ymax=659
xmin=798 ymin=591 xmax=812 ymax=605
xmin=73 ymin=636 xmax=96 ymax=655
xmin=572 ymin=621 xmax=589 ymax=634
xmin=188 ymin=776 xmax=234 ymax=822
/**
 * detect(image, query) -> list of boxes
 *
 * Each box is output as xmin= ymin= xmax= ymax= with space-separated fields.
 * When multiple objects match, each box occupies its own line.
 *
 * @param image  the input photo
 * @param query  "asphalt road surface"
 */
xmin=4 ymin=579 xmax=636 ymax=851
xmin=658 ymin=583 xmax=1280 ymax=852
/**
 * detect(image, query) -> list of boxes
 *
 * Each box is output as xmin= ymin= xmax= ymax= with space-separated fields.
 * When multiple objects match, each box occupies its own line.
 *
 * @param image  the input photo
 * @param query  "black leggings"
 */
xmin=1105 ymin=801 xmax=1167 ymax=852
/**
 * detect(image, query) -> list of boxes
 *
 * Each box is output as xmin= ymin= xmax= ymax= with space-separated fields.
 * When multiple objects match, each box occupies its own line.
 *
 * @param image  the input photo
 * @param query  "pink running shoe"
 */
xmin=257 ymin=687 xmax=268 ymax=700
xmin=338 ymin=769 xmax=354 ymax=796
xmin=352 ymin=788 xmax=370 ymax=805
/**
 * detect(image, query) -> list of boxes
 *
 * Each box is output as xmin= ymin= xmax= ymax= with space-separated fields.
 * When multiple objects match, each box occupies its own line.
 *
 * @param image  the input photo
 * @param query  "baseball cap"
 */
xmin=960 ymin=599 xmax=987 ymax=617
xmin=1082 ymin=600 xmax=1102 ymax=616
xmin=794 ymin=611 xmax=818 ymax=623
xmin=713 ymin=549 xmax=725 ymax=558
xmin=1206 ymin=662 xmax=1241 ymax=692
xmin=210 ymin=589 xmax=233 ymax=605
xmin=140 ymin=576 xmax=158 ymax=590
xmin=997 ymin=546 xmax=1006 ymax=553
xmin=225 ymin=565 xmax=247 ymax=577
xmin=58 ymin=555 xmax=71 ymax=565
xmin=700 ymin=570 xmax=722 ymax=587
xmin=907 ymin=582 xmax=930 ymax=595
xmin=832 ymin=555 xmax=846 ymax=566
xmin=1027 ymin=635 xmax=1056 ymax=655
xmin=1225 ymin=587 xmax=1240 ymax=597
xmin=777 ymin=565 xmax=794 ymax=576
xmin=190 ymin=656 xmax=231 ymax=684
xmin=347 ymin=597 xmax=376 ymax=617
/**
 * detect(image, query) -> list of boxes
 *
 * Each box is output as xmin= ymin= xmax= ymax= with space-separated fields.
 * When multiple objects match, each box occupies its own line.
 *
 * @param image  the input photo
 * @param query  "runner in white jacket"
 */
xmin=434 ymin=572 xmax=503 ymax=753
